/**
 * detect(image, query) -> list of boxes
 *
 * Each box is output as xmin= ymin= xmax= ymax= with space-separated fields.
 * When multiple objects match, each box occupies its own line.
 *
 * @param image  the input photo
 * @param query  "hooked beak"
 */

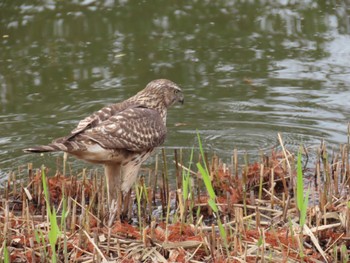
xmin=178 ymin=93 xmax=184 ymax=104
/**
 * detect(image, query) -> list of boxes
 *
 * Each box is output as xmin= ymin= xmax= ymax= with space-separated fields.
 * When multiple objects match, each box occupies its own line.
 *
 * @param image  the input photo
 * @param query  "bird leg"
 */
xmin=121 ymin=189 xmax=132 ymax=220
xmin=104 ymin=163 xmax=122 ymax=219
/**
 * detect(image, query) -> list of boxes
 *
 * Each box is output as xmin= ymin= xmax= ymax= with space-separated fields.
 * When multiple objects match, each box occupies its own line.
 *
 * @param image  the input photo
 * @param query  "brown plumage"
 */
xmin=24 ymin=79 xmax=184 ymax=209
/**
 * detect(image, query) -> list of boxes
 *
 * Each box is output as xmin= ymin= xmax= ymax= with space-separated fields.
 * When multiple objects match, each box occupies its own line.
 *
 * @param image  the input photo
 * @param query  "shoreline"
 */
xmin=1 ymin=134 xmax=349 ymax=262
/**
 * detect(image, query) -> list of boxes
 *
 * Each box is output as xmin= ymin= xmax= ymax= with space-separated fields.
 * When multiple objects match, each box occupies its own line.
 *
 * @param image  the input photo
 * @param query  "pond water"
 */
xmin=1 ymin=1 xmax=350 ymax=179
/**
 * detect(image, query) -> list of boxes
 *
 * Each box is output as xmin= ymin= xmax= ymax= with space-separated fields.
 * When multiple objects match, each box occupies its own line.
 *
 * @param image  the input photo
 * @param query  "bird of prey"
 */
xmin=24 ymin=79 xmax=184 ymax=214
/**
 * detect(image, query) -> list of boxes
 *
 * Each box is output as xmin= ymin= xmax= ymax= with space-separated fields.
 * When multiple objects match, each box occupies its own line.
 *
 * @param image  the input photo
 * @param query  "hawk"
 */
xmin=24 ymin=79 xmax=184 ymax=213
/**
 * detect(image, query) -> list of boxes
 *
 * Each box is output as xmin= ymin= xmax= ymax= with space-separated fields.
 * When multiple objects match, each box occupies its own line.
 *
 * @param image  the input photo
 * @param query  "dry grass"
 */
xmin=1 ymin=134 xmax=350 ymax=262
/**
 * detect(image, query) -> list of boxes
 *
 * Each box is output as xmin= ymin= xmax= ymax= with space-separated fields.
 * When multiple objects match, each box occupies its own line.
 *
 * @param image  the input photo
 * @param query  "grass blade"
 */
xmin=296 ymin=150 xmax=303 ymax=212
xmin=196 ymin=162 xmax=215 ymax=200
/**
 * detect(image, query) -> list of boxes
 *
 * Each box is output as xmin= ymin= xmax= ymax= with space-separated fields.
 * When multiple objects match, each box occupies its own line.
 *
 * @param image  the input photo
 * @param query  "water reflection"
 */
xmin=1 ymin=0 xmax=350 ymax=175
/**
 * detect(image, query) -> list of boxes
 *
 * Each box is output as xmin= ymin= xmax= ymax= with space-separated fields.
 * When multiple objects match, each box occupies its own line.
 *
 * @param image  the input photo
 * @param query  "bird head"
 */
xmin=144 ymin=79 xmax=184 ymax=108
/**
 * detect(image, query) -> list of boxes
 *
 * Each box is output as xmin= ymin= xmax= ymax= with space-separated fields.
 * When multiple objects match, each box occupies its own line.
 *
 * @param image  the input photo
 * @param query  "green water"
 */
xmin=1 ymin=1 xmax=350 ymax=178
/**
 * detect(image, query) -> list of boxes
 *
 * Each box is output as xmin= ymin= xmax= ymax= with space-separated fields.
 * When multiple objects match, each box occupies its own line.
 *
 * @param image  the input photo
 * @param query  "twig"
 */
xmin=83 ymin=230 xmax=108 ymax=262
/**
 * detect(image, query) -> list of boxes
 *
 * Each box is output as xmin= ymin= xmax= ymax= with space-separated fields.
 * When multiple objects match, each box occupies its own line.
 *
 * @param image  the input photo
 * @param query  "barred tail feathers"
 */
xmin=23 ymin=137 xmax=87 ymax=153
xmin=23 ymin=143 xmax=66 ymax=153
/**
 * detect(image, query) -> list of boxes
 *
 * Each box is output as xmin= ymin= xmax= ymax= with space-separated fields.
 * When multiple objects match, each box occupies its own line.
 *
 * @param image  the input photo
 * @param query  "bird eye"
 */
xmin=174 ymin=89 xmax=179 ymax=94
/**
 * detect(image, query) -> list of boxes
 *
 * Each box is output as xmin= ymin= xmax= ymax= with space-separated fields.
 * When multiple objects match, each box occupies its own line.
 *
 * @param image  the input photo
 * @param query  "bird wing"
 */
xmin=77 ymin=106 xmax=167 ymax=152
xmin=70 ymin=101 xmax=133 ymax=136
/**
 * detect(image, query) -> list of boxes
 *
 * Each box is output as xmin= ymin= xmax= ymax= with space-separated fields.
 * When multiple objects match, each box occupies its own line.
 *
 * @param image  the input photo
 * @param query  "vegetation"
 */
xmin=1 ymin=133 xmax=350 ymax=262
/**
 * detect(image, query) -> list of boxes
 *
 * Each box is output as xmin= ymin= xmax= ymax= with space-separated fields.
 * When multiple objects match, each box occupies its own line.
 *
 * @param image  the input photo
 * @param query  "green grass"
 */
xmin=2 ymin=241 xmax=10 ymax=263
xmin=182 ymin=147 xmax=193 ymax=203
xmin=181 ymin=146 xmax=194 ymax=223
xmin=296 ymin=148 xmax=310 ymax=260
xmin=296 ymin=149 xmax=310 ymax=229
xmin=135 ymin=182 xmax=145 ymax=231
xmin=41 ymin=167 xmax=61 ymax=263
xmin=196 ymin=131 xmax=228 ymax=253
xmin=341 ymin=244 xmax=348 ymax=263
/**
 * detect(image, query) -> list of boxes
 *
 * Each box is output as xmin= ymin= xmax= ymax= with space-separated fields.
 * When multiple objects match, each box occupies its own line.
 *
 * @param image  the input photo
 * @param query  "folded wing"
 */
xmin=75 ymin=106 xmax=167 ymax=152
